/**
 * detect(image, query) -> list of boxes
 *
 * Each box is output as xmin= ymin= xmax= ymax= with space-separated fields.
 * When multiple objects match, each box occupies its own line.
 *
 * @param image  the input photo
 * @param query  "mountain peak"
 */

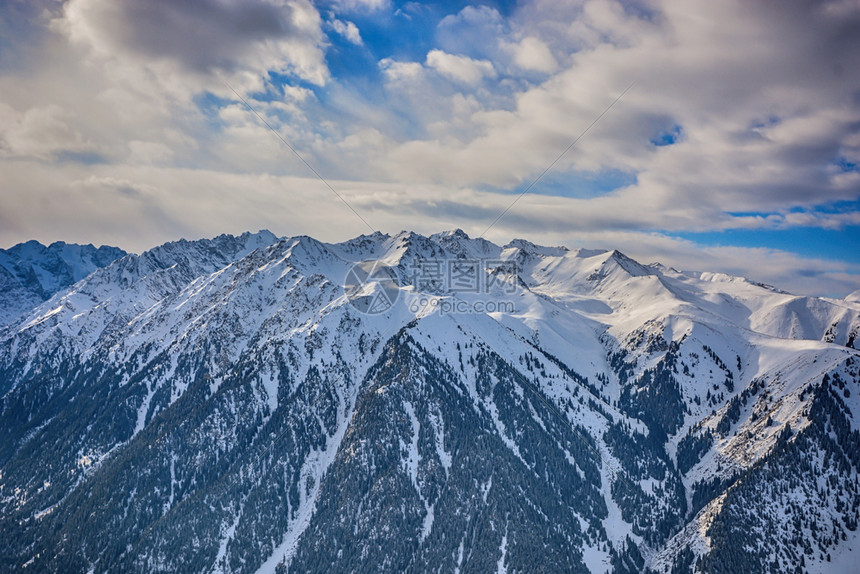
xmin=605 ymin=249 xmax=654 ymax=277
xmin=434 ymin=228 xmax=469 ymax=239
xmin=503 ymin=238 xmax=569 ymax=257
xmin=429 ymin=229 xmax=501 ymax=259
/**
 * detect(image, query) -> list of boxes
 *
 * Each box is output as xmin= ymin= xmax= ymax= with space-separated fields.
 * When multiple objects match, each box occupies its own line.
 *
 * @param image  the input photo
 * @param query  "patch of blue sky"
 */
xmin=725 ymin=199 xmax=860 ymax=218
xmin=749 ymin=114 xmax=781 ymax=130
xmin=836 ymin=157 xmax=858 ymax=172
xmin=675 ymin=208 xmax=860 ymax=264
xmin=211 ymin=1 xmax=525 ymax=137
xmin=354 ymin=6 xmax=437 ymax=62
xmin=194 ymin=92 xmax=233 ymax=120
xmin=253 ymin=72 xmax=322 ymax=102
xmin=324 ymin=36 xmax=382 ymax=86
xmin=55 ymin=151 xmax=108 ymax=165
xmin=798 ymin=199 xmax=860 ymax=214
xmin=650 ymin=124 xmax=682 ymax=146
xmin=0 ymin=2 xmax=45 ymax=72
xmin=491 ymin=168 xmax=638 ymax=198
xmin=258 ymin=4 xmax=463 ymax=117
xmin=323 ymin=1 xmax=516 ymax=63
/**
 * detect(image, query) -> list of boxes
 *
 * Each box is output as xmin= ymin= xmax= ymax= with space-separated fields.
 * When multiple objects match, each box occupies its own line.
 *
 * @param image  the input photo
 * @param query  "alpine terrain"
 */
xmin=0 ymin=240 xmax=126 ymax=328
xmin=0 ymin=229 xmax=858 ymax=573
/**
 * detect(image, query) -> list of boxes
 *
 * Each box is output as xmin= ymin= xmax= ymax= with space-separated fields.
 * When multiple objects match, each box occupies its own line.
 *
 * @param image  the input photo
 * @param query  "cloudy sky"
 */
xmin=1 ymin=0 xmax=859 ymax=296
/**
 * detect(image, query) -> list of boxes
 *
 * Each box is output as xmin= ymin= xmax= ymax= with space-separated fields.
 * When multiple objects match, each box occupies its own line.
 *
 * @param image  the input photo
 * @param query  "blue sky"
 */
xmin=0 ymin=0 xmax=859 ymax=296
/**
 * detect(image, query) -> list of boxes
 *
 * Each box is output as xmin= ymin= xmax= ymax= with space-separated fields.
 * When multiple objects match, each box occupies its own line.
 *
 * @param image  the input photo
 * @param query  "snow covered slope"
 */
xmin=0 ymin=230 xmax=857 ymax=573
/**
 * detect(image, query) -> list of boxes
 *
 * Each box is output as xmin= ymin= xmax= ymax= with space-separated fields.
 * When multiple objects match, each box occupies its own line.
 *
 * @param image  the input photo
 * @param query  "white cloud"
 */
xmin=329 ymin=0 xmax=389 ymax=12
xmin=54 ymin=0 xmax=330 ymax=96
xmin=437 ymin=5 xmax=506 ymax=60
xmin=365 ymin=0 xmax=860 ymax=237
xmin=379 ymin=58 xmax=424 ymax=82
xmin=425 ymin=50 xmax=496 ymax=85
xmin=0 ymin=103 xmax=101 ymax=160
xmin=127 ymin=140 xmax=174 ymax=165
xmin=327 ymin=17 xmax=363 ymax=45
xmin=0 ymin=0 xmax=333 ymax=172
xmin=507 ymin=37 xmax=558 ymax=73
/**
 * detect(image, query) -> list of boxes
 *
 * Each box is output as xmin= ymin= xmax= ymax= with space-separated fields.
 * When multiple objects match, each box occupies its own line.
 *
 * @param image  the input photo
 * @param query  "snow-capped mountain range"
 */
xmin=0 ymin=240 xmax=126 ymax=327
xmin=0 ymin=229 xmax=858 ymax=573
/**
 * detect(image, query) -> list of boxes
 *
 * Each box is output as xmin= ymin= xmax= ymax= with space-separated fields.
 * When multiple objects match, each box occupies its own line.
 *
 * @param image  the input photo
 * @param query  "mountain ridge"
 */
xmin=0 ymin=229 xmax=858 ymax=573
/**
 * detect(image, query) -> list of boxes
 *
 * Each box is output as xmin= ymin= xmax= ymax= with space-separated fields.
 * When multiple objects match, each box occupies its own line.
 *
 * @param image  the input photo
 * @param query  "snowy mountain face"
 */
xmin=0 ymin=240 xmax=127 ymax=327
xmin=0 ymin=229 xmax=858 ymax=573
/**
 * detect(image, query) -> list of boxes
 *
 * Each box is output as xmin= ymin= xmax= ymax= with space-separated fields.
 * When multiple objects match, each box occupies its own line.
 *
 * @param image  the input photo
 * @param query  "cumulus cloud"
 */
xmin=436 ymin=5 xmax=507 ymax=61
xmin=127 ymin=140 xmax=174 ymax=165
xmin=379 ymin=58 xmax=424 ymax=82
xmin=0 ymin=0 xmax=334 ymax=171
xmin=506 ymin=37 xmax=558 ymax=73
xmin=329 ymin=0 xmax=389 ymax=12
xmin=0 ymin=103 xmax=100 ymax=160
xmin=371 ymin=0 xmax=860 ymax=237
xmin=54 ymin=0 xmax=329 ymax=95
xmin=425 ymin=50 xmax=496 ymax=85
xmin=327 ymin=17 xmax=363 ymax=45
